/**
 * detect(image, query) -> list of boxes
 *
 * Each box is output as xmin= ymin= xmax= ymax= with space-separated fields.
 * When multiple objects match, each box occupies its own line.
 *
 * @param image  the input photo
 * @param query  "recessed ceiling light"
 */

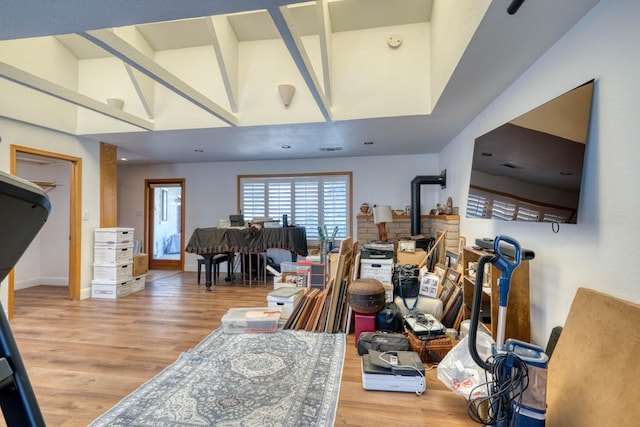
xmin=194 ymin=149 xmax=204 ymax=153
xmin=363 ymin=141 xmax=374 ymax=145
xmin=319 ymin=147 xmax=343 ymax=152
xmin=120 ymin=157 xmax=128 ymax=161
xmin=281 ymin=145 xmax=291 ymax=149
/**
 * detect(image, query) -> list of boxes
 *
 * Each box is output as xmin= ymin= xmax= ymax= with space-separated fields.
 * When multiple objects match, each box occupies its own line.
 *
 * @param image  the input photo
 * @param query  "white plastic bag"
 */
xmin=436 ymin=333 xmax=494 ymax=399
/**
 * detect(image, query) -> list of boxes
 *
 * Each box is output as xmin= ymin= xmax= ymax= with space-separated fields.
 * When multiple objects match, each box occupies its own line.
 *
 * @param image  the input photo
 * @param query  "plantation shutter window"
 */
xmin=239 ymin=173 xmax=351 ymax=244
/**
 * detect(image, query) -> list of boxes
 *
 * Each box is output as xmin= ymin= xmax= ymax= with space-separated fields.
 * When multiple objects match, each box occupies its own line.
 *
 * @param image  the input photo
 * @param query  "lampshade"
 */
xmin=278 ymin=84 xmax=296 ymax=107
xmin=373 ymin=205 xmax=393 ymax=224
xmin=106 ymin=98 xmax=124 ymax=110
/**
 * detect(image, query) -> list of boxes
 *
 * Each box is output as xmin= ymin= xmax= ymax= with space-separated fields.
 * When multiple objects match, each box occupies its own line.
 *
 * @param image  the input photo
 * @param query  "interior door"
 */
xmin=146 ymin=179 xmax=185 ymax=270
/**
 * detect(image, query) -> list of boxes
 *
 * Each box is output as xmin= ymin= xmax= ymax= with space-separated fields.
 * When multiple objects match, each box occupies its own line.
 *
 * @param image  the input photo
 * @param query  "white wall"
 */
xmin=0 ymin=117 xmax=102 ymax=307
xmin=439 ymin=0 xmax=640 ymax=346
xmin=118 ymin=153 xmax=441 ymax=271
xmin=15 ymin=161 xmax=71 ymax=288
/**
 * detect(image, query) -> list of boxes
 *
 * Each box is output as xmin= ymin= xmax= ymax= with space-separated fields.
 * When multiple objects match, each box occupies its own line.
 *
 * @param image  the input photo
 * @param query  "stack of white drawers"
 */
xmin=92 ymin=227 xmax=136 ymax=299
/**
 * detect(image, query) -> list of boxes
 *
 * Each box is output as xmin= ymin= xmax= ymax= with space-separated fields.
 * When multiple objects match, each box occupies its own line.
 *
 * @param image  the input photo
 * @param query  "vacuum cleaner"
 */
xmin=467 ymin=235 xmax=548 ymax=427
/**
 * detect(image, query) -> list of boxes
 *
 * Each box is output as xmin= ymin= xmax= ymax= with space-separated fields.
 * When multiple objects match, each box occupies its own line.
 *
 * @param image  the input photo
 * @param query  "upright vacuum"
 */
xmin=467 ymin=235 xmax=548 ymax=427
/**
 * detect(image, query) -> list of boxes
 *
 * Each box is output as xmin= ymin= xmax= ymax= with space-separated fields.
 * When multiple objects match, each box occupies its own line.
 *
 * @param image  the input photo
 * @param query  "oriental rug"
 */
xmin=89 ymin=329 xmax=345 ymax=426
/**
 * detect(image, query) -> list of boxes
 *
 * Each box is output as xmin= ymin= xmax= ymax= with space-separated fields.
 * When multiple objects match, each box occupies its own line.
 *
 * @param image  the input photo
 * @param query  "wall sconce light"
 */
xmin=373 ymin=205 xmax=393 ymax=242
xmin=278 ymin=84 xmax=296 ymax=107
xmin=106 ymin=98 xmax=124 ymax=110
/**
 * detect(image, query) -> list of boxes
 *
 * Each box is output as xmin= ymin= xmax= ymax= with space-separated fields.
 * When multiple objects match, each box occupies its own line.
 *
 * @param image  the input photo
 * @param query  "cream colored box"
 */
xmin=396 ymin=249 xmax=428 ymax=266
xmin=360 ymin=259 xmax=393 ymax=285
xmin=94 ymin=244 xmax=134 ymax=264
xmin=91 ymin=280 xmax=131 ymax=299
xmin=129 ymin=275 xmax=146 ymax=293
xmin=94 ymin=227 xmax=135 ymax=246
xmin=93 ymin=262 xmax=132 ymax=283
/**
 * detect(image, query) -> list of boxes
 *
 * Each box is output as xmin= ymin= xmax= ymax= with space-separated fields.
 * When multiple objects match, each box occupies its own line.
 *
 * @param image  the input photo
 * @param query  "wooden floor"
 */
xmin=8 ymin=272 xmax=475 ymax=427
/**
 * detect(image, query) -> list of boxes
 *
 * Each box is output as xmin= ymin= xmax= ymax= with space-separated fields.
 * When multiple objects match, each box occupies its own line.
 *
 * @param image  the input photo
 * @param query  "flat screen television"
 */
xmin=466 ymin=80 xmax=594 ymax=224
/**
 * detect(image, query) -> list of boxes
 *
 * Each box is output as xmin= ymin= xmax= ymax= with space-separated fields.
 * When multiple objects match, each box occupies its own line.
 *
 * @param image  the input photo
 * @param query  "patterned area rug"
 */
xmin=90 ymin=329 xmax=345 ymax=426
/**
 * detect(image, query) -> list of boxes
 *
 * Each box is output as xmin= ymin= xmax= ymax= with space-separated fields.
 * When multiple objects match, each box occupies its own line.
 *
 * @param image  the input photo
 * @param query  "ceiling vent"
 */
xmin=319 ymin=147 xmax=343 ymax=152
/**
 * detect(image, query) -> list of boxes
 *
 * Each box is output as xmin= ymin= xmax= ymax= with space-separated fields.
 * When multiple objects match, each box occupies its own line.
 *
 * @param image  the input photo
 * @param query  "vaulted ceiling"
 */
xmin=0 ymin=0 xmax=600 ymax=164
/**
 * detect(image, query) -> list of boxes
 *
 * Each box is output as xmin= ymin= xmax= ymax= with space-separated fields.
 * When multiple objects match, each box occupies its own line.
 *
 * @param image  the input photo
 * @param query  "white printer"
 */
xmin=361 ymin=350 xmax=425 ymax=393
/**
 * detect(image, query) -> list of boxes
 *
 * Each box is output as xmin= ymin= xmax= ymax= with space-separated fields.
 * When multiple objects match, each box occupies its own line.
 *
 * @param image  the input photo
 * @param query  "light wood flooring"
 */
xmin=8 ymin=272 xmax=475 ymax=427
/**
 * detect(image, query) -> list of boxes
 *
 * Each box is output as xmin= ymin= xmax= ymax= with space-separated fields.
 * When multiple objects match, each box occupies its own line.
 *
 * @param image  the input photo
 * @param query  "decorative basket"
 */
xmin=406 ymin=331 xmax=452 ymax=363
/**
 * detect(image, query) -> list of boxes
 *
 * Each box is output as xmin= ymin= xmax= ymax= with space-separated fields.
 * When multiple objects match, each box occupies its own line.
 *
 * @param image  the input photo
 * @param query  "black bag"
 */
xmin=357 ymin=332 xmax=411 ymax=356
xmin=393 ymin=264 xmax=420 ymax=299
xmin=376 ymin=302 xmax=403 ymax=333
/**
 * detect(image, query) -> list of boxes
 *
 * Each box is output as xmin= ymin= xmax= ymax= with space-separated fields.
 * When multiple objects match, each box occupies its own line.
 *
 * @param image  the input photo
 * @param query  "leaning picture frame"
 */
xmin=398 ymin=240 xmax=416 ymax=253
xmin=433 ymin=263 xmax=447 ymax=284
xmin=419 ymin=272 xmax=440 ymax=298
xmin=439 ymin=275 xmax=456 ymax=304
xmin=445 ymin=267 xmax=461 ymax=285
xmin=445 ymin=250 xmax=459 ymax=270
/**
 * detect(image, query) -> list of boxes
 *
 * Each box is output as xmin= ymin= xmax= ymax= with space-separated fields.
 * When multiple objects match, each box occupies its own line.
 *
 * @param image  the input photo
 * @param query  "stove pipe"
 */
xmin=411 ymin=170 xmax=447 ymax=236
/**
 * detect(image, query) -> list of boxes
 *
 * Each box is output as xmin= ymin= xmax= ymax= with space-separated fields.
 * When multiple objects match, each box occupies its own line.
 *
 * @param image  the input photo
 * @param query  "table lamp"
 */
xmin=373 ymin=205 xmax=393 ymax=242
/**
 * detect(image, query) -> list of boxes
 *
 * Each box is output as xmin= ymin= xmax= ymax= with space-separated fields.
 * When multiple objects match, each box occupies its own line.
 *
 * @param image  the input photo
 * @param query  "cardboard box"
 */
xmin=93 ymin=262 xmax=132 ymax=283
xmin=94 ymin=244 xmax=133 ymax=264
xmin=360 ymin=259 xmax=393 ymax=285
xmin=397 ymin=249 xmax=428 ymax=266
xmin=91 ymin=280 xmax=131 ymax=299
xmin=383 ymin=284 xmax=394 ymax=303
xmin=133 ymin=253 xmax=148 ymax=276
xmin=129 ymin=275 xmax=146 ymax=293
xmin=94 ymin=227 xmax=134 ymax=246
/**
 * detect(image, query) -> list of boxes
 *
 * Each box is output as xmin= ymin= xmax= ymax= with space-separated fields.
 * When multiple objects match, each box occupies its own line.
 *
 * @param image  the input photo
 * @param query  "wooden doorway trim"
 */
xmin=144 ymin=178 xmax=185 ymax=271
xmin=9 ymin=145 xmax=82 ymax=318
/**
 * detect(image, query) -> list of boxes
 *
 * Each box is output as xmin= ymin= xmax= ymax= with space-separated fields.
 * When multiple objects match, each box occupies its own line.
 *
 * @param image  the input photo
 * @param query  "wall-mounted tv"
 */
xmin=466 ymin=80 xmax=594 ymax=224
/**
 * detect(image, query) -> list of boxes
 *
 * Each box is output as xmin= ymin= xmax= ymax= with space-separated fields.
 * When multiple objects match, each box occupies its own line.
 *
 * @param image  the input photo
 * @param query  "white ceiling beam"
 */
xmin=124 ymin=63 xmax=155 ymax=120
xmin=0 ymin=61 xmax=154 ymax=130
xmin=271 ymin=6 xmax=332 ymax=121
xmin=81 ymin=28 xmax=238 ymax=126
xmin=206 ymin=16 xmax=239 ymax=114
xmin=317 ymin=0 xmax=333 ymax=106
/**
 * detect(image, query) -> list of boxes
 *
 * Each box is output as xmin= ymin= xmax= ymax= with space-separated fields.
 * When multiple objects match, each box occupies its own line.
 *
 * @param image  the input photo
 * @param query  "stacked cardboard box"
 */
xmin=92 ymin=228 xmax=146 ymax=299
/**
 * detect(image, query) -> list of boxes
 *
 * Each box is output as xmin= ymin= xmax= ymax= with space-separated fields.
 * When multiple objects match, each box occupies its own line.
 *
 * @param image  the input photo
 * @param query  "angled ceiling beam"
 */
xmin=81 ymin=29 xmax=238 ymax=126
xmin=317 ymin=0 xmax=333 ymax=106
xmin=206 ymin=16 xmax=239 ymax=114
xmin=0 ymin=61 xmax=154 ymax=130
xmin=124 ymin=63 xmax=155 ymax=120
xmin=271 ymin=6 xmax=332 ymax=121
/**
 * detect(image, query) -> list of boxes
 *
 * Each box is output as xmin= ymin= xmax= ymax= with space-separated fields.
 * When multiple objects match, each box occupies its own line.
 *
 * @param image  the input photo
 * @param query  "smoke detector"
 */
xmin=387 ymin=34 xmax=402 ymax=48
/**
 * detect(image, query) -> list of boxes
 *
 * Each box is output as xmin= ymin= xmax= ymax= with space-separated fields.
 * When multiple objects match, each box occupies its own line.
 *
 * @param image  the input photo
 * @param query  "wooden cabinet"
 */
xmin=461 ymin=247 xmax=531 ymax=343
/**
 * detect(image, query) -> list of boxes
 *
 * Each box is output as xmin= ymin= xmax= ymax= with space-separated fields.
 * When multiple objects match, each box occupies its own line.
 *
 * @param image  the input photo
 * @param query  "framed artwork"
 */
xmin=458 ymin=236 xmax=467 ymax=255
xmin=445 ymin=267 xmax=461 ymax=284
xmin=439 ymin=275 xmax=456 ymax=304
xmin=398 ymin=240 xmax=416 ymax=253
xmin=445 ymin=250 xmax=459 ymax=270
xmin=433 ymin=263 xmax=447 ymax=284
xmin=419 ymin=272 xmax=440 ymax=298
